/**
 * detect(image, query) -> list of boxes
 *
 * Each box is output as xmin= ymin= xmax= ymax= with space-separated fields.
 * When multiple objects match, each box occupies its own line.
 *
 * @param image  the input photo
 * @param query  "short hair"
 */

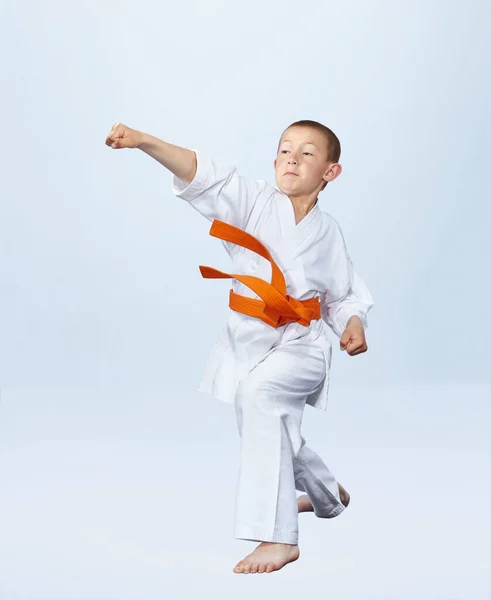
xmin=282 ymin=119 xmax=341 ymax=163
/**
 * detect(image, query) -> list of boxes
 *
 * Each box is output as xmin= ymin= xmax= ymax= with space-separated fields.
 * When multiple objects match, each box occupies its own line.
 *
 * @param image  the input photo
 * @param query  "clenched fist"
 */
xmin=340 ymin=315 xmax=368 ymax=356
xmin=105 ymin=122 xmax=143 ymax=150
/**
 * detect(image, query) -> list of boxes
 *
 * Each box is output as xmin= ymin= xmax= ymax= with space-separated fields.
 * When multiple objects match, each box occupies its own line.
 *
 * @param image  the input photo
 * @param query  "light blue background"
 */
xmin=0 ymin=1 xmax=489 ymax=598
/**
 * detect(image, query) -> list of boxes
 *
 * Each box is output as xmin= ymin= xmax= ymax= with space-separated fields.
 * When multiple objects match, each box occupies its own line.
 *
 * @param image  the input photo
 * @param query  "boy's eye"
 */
xmin=303 ymin=152 xmax=313 ymax=156
xmin=281 ymin=150 xmax=289 ymax=154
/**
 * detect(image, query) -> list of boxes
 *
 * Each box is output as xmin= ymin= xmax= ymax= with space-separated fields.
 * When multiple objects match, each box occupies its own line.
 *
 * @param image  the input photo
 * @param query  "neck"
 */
xmin=288 ymin=193 xmax=318 ymax=223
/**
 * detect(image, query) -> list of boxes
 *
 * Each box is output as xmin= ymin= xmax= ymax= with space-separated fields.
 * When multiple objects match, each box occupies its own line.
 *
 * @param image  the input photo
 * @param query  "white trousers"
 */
xmin=234 ymin=340 xmax=345 ymax=545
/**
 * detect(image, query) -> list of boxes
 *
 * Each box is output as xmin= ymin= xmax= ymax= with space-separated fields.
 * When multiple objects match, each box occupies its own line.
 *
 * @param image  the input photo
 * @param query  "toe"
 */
xmin=257 ymin=562 xmax=266 ymax=573
xmin=242 ymin=563 xmax=251 ymax=574
xmin=265 ymin=562 xmax=275 ymax=573
xmin=250 ymin=563 xmax=259 ymax=574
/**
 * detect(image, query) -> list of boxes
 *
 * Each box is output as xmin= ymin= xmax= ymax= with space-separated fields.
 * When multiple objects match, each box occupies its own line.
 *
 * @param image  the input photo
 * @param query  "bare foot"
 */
xmin=297 ymin=483 xmax=351 ymax=513
xmin=297 ymin=494 xmax=315 ymax=513
xmin=338 ymin=483 xmax=350 ymax=507
xmin=233 ymin=542 xmax=299 ymax=574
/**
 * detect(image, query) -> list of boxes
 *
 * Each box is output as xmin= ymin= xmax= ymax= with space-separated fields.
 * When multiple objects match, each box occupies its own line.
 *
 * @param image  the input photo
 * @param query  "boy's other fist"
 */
xmin=340 ymin=315 xmax=368 ymax=356
xmin=105 ymin=123 xmax=143 ymax=149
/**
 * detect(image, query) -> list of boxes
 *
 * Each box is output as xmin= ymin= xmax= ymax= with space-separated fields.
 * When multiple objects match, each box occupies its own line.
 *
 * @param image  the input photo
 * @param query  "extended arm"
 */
xmin=105 ymin=123 xmax=197 ymax=182
xmin=105 ymin=121 xmax=263 ymax=232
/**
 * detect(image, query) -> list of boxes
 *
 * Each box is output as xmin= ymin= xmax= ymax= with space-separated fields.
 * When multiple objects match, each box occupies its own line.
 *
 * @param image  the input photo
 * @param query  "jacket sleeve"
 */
xmin=321 ymin=260 xmax=374 ymax=337
xmin=172 ymin=149 xmax=263 ymax=230
xmin=320 ymin=219 xmax=374 ymax=338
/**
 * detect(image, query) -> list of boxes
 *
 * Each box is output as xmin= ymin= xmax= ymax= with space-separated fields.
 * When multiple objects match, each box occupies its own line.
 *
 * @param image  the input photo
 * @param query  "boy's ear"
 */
xmin=274 ymin=159 xmax=277 ymax=169
xmin=324 ymin=163 xmax=342 ymax=182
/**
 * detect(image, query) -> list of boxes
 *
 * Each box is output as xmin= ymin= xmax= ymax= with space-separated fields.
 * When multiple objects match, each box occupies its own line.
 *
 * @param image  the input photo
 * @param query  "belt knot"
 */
xmin=199 ymin=220 xmax=321 ymax=329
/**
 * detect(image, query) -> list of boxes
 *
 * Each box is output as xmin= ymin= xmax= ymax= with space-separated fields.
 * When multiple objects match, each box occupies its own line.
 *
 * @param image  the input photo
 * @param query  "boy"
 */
xmin=105 ymin=120 xmax=374 ymax=574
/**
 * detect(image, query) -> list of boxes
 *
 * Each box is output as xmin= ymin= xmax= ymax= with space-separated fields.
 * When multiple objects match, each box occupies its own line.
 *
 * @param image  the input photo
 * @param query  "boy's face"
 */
xmin=274 ymin=126 xmax=340 ymax=197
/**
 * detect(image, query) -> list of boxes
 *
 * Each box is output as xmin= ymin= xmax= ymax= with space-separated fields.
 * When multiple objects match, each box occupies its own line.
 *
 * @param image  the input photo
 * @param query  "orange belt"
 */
xmin=198 ymin=220 xmax=321 ymax=328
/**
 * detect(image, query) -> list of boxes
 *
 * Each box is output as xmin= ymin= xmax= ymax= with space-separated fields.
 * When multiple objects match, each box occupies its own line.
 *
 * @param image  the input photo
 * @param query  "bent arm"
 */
xmin=322 ymin=267 xmax=374 ymax=338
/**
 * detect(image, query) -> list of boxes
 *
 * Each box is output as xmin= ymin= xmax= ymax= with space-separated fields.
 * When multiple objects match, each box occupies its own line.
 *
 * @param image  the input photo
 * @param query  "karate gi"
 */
xmin=173 ymin=150 xmax=374 ymax=545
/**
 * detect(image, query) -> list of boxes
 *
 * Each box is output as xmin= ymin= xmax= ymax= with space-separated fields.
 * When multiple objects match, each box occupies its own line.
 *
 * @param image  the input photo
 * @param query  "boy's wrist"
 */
xmin=137 ymin=131 xmax=152 ymax=150
xmin=346 ymin=315 xmax=364 ymax=328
